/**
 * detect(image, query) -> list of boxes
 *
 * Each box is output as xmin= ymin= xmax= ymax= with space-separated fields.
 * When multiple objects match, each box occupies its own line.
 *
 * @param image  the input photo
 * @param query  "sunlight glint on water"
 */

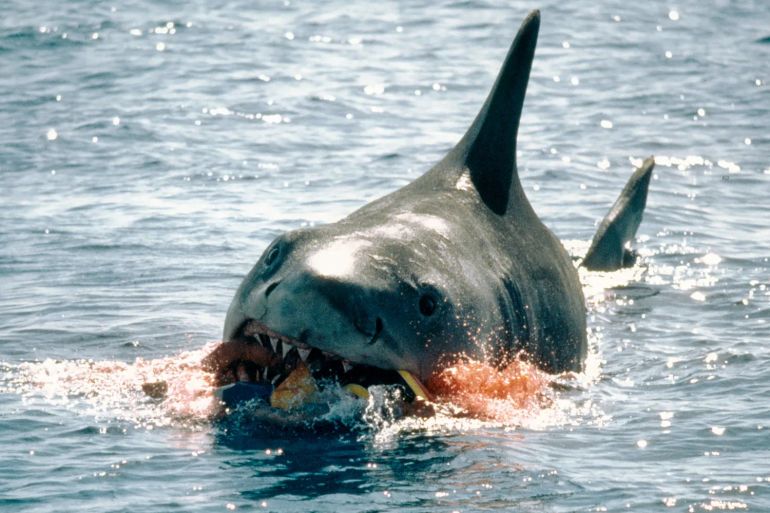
xmin=1 ymin=0 xmax=769 ymax=511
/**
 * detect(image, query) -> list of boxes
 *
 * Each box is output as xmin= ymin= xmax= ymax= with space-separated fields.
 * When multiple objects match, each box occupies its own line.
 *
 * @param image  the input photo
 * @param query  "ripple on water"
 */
xmin=2 ymin=0 xmax=770 ymax=510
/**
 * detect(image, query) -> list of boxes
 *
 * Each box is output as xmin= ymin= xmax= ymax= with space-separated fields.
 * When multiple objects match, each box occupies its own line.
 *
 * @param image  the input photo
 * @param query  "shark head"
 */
xmin=223 ymin=206 xmax=522 ymax=382
xmin=223 ymin=11 xmax=586 ymax=387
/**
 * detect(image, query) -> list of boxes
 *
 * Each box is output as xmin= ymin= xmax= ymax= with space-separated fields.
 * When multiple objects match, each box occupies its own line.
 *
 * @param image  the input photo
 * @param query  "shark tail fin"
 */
xmin=582 ymin=157 xmax=655 ymax=271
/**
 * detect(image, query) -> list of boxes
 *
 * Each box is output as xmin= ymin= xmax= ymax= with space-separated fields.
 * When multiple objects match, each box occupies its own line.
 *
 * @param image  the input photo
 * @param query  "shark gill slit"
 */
xmin=492 ymin=278 xmax=530 ymax=367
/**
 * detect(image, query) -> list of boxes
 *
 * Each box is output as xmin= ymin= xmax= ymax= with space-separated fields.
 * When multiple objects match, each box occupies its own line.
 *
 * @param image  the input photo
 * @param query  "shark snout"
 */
xmin=277 ymin=270 xmax=382 ymax=336
xmin=225 ymin=263 xmax=385 ymax=361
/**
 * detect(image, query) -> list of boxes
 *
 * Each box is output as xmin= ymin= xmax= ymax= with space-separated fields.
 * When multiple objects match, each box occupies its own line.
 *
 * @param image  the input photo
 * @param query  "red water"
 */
xmin=427 ymin=355 xmax=552 ymax=421
xmin=7 ymin=341 xmax=555 ymax=426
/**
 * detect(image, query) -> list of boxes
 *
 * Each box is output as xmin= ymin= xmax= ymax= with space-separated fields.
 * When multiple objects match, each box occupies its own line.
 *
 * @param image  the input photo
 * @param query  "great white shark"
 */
xmin=218 ymin=10 xmax=654 ymax=393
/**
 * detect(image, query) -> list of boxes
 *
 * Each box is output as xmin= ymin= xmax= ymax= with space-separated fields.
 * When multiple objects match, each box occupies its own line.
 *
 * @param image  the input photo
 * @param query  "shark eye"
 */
xmin=419 ymin=293 xmax=437 ymax=317
xmin=264 ymin=245 xmax=281 ymax=267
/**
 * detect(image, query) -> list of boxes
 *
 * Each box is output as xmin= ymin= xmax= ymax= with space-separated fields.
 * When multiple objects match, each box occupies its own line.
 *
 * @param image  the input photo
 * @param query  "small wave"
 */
xmin=0 ymin=343 xmax=222 ymax=430
xmin=1 ymin=342 xmax=606 ymax=439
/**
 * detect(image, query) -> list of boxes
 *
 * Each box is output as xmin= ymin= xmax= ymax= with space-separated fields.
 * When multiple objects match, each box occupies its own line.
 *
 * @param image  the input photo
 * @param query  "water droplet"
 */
xmin=364 ymin=83 xmax=385 ymax=95
xmin=698 ymin=252 xmax=721 ymax=266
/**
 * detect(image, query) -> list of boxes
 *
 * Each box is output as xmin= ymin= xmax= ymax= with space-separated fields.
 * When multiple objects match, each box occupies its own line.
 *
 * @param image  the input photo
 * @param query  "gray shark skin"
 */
xmin=222 ymin=11 xmax=653 ymax=382
xmin=582 ymin=158 xmax=654 ymax=271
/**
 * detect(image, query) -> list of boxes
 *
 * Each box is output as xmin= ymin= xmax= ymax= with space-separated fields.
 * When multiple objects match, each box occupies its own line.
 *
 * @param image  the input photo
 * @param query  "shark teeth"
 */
xmin=234 ymin=321 xmax=366 ymax=390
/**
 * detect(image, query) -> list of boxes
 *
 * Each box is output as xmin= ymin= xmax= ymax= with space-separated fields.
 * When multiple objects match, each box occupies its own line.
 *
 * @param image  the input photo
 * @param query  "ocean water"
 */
xmin=1 ymin=0 xmax=769 ymax=511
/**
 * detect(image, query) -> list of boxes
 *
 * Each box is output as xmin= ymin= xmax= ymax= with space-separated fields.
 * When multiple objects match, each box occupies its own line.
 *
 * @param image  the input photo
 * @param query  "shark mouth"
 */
xmin=221 ymin=319 xmax=425 ymax=406
xmin=234 ymin=319 xmax=353 ymax=386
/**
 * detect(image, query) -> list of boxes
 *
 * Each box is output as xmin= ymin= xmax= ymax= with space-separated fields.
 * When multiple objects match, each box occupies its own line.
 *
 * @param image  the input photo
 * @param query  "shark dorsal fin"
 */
xmin=450 ymin=10 xmax=540 ymax=215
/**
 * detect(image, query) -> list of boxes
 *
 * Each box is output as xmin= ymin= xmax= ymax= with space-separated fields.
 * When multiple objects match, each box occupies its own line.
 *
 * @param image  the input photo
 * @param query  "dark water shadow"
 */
xmin=211 ymin=408 xmax=454 ymax=502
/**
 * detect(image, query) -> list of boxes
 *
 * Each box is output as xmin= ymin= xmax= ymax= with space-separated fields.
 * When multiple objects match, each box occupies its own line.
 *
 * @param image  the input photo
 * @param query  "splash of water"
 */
xmin=427 ymin=356 xmax=551 ymax=421
xmin=1 ymin=342 xmax=605 ymax=438
xmin=0 ymin=342 xmax=222 ymax=429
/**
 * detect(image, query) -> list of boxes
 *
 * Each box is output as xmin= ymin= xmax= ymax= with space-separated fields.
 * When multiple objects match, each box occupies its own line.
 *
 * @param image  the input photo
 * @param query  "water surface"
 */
xmin=2 ymin=0 xmax=769 ymax=511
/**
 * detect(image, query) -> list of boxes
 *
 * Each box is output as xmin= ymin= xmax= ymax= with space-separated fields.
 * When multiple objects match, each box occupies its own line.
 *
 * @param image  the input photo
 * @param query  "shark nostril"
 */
xmin=265 ymin=281 xmax=280 ymax=298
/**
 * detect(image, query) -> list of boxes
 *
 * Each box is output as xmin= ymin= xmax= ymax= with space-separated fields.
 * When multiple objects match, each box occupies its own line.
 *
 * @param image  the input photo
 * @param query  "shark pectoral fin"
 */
xmin=582 ymin=157 xmax=655 ymax=271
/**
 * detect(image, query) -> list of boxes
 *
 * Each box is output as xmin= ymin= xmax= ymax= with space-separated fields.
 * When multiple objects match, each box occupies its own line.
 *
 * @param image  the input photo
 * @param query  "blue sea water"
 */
xmin=1 ymin=0 xmax=769 ymax=511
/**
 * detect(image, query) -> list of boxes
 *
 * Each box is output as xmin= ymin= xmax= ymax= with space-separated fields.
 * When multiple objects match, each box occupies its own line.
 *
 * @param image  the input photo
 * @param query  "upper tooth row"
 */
xmin=269 ymin=336 xmax=310 ymax=362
